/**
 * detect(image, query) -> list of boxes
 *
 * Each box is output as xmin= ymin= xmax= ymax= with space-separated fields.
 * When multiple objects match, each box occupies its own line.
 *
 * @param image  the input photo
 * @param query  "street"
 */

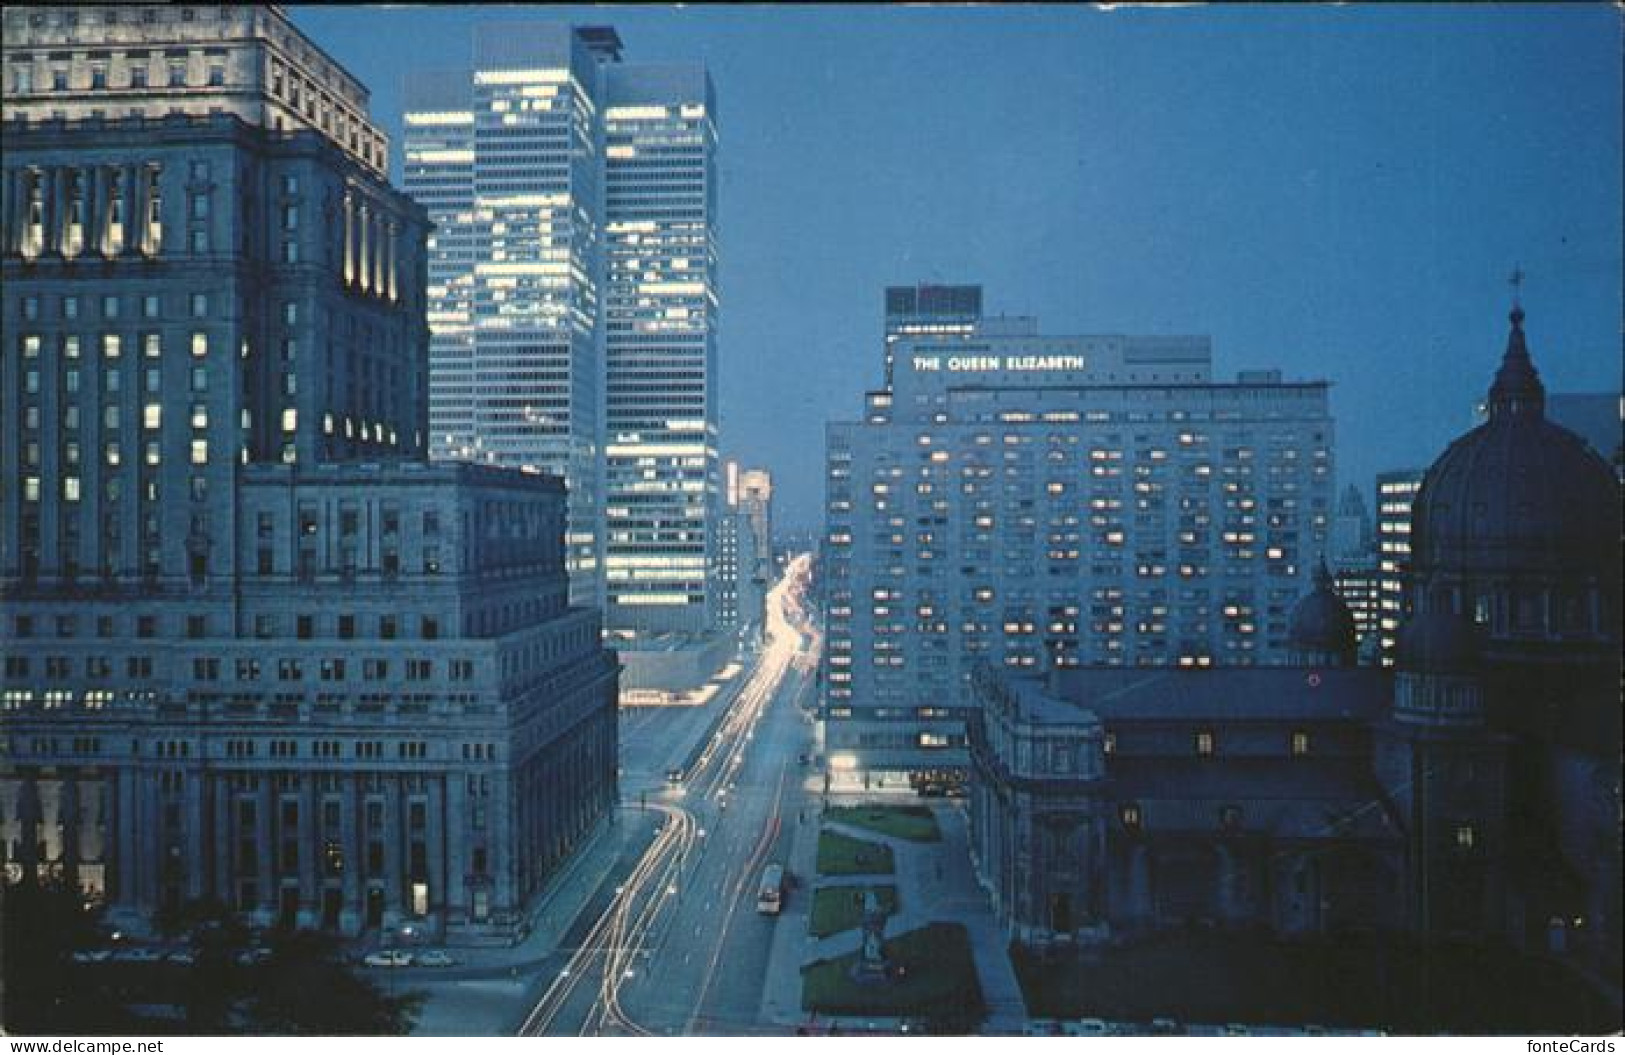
xmin=516 ymin=554 xmax=820 ymax=1036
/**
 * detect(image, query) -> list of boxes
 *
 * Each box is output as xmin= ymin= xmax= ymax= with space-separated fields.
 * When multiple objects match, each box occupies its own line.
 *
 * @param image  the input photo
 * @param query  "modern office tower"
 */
xmin=738 ymin=467 xmax=772 ymax=593
xmin=1328 ymin=483 xmax=1373 ymax=569
xmin=715 ymin=459 xmax=766 ymax=641
xmin=402 ymin=72 xmax=477 ymax=473
xmin=404 ymin=23 xmax=614 ymax=609
xmin=716 ymin=487 xmax=745 ymax=634
xmin=601 ymin=63 xmax=719 ymax=638
xmin=882 ymin=283 xmax=982 ymax=390
xmin=1375 ymin=468 xmax=1425 ymax=666
xmin=0 ymin=4 xmax=618 ymax=942
xmin=405 ymin=25 xmax=720 ymax=629
xmin=823 ymin=311 xmax=1334 ymax=784
xmin=1332 ymin=562 xmax=1383 ymax=660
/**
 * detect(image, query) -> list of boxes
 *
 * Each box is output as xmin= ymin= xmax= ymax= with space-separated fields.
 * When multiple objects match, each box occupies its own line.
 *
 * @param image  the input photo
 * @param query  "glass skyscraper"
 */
xmin=602 ymin=64 xmax=719 ymax=639
xmin=405 ymin=25 xmax=718 ymax=628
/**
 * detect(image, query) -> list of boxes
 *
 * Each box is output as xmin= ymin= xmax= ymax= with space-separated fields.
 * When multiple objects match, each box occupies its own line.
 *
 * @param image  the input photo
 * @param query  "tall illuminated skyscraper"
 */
xmin=405 ymin=24 xmax=619 ymax=608
xmin=602 ymin=64 xmax=719 ymax=639
xmin=1375 ymin=467 xmax=1425 ymax=665
xmin=406 ymin=26 xmax=718 ymax=627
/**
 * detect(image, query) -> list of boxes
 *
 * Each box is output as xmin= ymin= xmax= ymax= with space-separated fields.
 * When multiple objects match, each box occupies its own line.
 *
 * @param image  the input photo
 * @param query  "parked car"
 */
xmin=235 ymin=947 xmax=272 ymax=968
xmin=1062 ymin=1019 xmax=1110 ymax=1036
xmin=70 ymin=949 xmax=113 ymax=964
xmin=362 ymin=949 xmax=413 ymax=968
xmin=165 ymin=950 xmax=198 ymax=966
xmin=1149 ymin=1017 xmax=1183 ymax=1035
xmin=414 ymin=949 xmax=457 ymax=968
xmin=111 ymin=947 xmax=165 ymax=964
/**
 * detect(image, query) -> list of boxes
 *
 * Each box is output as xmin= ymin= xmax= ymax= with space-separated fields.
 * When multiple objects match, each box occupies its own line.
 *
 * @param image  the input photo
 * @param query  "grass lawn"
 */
xmin=825 ymin=805 xmax=942 ymax=843
xmin=816 ymin=829 xmax=895 ymax=876
xmin=808 ymin=885 xmax=900 ymax=939
xmin=1012 ymin=930 xmax=1620 ymax=1034
xmin=802 ymin=922 xmax=985 ymax=1028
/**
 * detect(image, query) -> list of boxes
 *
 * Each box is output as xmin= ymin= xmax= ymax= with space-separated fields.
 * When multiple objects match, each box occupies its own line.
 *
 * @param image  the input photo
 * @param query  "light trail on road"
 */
xmin=516 ymin=554 xmax=819 ymax=1036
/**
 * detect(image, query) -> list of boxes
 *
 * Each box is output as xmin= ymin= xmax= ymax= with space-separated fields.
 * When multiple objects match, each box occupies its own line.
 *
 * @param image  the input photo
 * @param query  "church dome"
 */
xmin=1288 ymin=558 xmax=1357 ymax=663
xmin=1397 ymin=607 xmax=1483 ymax=674
xmin=1411 ymin=306 xmax=1619 ymax=585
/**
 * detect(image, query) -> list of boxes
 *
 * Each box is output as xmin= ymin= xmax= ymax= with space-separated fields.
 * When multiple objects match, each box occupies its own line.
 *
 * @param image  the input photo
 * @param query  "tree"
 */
xmin=244 ymin=929 xmax=422 ymax=1035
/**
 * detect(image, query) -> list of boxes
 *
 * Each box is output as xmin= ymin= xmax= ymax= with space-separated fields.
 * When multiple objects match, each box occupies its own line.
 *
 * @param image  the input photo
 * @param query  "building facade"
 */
xmin=602 ymin=63 xmax=720 ymax=639
xmin=1375 ymin=468 xmax=1425 ymax=666
xmin=823 ymin=306 xmax=1333 ymax=783
xmin=0 ymin=4 xmax=619 ymax=943
xmin=882 ymin=283 xmax=982 ymax=391
xmin=405 ymin=24 xmax=720 ymax=630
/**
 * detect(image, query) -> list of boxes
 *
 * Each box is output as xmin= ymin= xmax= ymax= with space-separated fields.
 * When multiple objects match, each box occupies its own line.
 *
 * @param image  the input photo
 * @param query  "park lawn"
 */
xmin=808 ymin=885 xmax=900 ymax=939
xmin=825 ymin=805 xmax=942 ymax=843
xmin=801 ymin=922 xmax=985 ymax=1027
xmin=816 ymin=829 xmax=895 ymax=876
xmin=1011 ymin=930 xmax=1619 ymax=1034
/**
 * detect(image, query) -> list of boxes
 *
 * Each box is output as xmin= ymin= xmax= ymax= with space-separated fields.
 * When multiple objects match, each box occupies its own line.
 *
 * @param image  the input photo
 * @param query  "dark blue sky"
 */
xmin=290 ymin=4 xmax=1622 ymax=532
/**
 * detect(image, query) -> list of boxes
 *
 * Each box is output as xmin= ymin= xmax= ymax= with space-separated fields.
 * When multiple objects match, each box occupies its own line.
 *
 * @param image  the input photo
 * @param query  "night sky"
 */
xmin=289 ymin=4 xmax=1622 ymax=532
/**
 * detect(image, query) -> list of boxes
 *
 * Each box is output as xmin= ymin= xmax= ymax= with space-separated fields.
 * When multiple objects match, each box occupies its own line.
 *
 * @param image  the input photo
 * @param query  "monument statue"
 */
xmin=850 ymin=888 xmax=890 ymax=983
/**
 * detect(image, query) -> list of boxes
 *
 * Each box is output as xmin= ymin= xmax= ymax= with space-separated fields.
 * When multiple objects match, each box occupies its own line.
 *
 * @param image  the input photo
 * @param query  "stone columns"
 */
xmin=357 ymin=202 xmax=370 ymax=293
xmin=339 ymin=775 xmax=361 ymax=933
xmin=425 ymin=774 xmax=446 ymax=926
xmin=386 ymin=220 xmax=398 ymax=302
xmin=341 ymin=192 xmax=354 ymax=285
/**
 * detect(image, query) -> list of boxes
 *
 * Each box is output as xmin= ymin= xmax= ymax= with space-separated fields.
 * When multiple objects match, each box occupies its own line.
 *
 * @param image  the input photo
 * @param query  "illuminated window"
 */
xmin=1195 ymin=731 xmax=1215 ymax=756
xmin=1291 ymin=731 xmax=1311 ymax=757
xmin=1455 ymin=825 xmax=1476 ymax=850
xmin=1120 ymin=804 xmax=1142 ymax=830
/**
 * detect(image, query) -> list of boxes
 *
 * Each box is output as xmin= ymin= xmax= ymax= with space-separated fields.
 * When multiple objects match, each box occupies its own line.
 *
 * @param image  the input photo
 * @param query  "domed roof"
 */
xmin=1411 ymin=306 xmax=1619 ymax=580
xmin=1288 ymin=559 xmax=1357 ymax=657
xmin=1397 ymin=607 xmax=1483 ymax=674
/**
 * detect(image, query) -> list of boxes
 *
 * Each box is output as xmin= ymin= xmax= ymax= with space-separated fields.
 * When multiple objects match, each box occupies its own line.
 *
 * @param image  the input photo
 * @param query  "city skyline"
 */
xmin=287 ymin=3 xmax=1622 ymax=531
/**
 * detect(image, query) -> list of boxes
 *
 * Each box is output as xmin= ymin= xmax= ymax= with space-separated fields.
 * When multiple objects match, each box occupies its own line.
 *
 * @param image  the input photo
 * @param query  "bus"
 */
xmin=756 ymin=863 xmax=785 ymax=915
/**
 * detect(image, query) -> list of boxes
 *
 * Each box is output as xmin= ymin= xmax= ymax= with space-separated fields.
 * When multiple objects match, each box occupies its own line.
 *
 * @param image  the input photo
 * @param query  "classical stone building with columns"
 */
xmin=0 ymin=4 xmax=620 ymax=943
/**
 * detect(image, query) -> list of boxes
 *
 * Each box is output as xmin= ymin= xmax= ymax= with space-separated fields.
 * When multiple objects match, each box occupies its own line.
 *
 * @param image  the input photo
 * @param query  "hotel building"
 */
xmin=823 ymin=311 xmax=1333 ymax=782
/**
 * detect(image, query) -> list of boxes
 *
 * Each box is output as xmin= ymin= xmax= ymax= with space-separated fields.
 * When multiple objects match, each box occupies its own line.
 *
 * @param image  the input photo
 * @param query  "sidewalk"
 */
xmin=756 ymin=800 xmax=1030 ymax=1033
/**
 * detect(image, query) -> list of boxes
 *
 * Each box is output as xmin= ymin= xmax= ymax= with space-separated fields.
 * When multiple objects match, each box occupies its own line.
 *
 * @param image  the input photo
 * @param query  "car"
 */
xmin=165 ymin=950 xmax=198 ymax=966
xmin=1225 ymin=1024 xmax=1251 ymax=1036
xmin=70 ymin=949 xmax=113 ymax=964
xmin=111 ymin=947 xmax=165 ymax=964
xmin=1022 ymin=1020 xmax=1062 ymax=1037
xmin=235 ymin=947 xmax=272 ymax=967
xmin=414 ymin=949 xmax=457 ymax=968
xmin=1150 ymin=1017 xmax=1183 ymax=1036
xmin=362 ymin=950 xmax=414 ymax=968
xmin=1062 ymin=1019 xmax=1110 ymax=1036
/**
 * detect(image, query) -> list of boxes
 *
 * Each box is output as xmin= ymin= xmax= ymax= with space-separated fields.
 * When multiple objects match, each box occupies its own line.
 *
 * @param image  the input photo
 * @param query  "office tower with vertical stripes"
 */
xmin=405 ymin=25 xmax=719 ymax=632
xmin=602 ymin=63 xmax=719 ymax=639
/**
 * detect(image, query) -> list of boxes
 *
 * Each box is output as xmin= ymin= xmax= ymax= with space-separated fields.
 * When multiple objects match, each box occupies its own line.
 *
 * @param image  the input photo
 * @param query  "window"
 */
xmin=130 ymin=66 xmax=148 ymax=89
xmin=1195 ymin=731 xmax=1215 ymax=756
xmin=103 ymin=295 xmax=120 ymax=319
xmin=191 ymin=293 xmax=209 ymax=319
xmin=142 ymin=295 xmax=160 ymax=319
xmin=168 ymin=62 xmax=186 ymax=87
xmin=191 ymin=331 xmax=208 ymax=356
xmin=1290 ymin=731 xmax=1311 ymax=757
xmin=208 ymin=65 xmax=225 ymax=87
xmin=1120 ymin=804 xmax=1142 ymax=830
xmin=1455 ymin=825 xmax=1476 ymax=850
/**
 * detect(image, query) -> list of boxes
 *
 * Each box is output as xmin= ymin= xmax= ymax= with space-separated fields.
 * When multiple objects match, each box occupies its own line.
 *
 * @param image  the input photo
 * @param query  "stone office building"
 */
xmin=0 ymin=4 xmax=620 ymax=942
